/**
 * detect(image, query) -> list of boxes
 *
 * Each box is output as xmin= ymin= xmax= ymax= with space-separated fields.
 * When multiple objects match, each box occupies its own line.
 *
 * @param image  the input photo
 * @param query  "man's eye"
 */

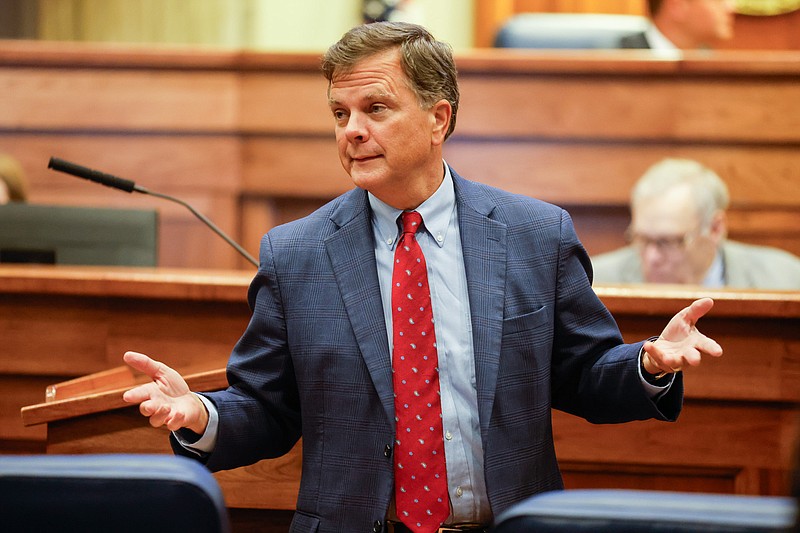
xmin=370 ymin=104 xmax=386 ymax=113
xmin=333 ymin=110 xmax=347 ymax=121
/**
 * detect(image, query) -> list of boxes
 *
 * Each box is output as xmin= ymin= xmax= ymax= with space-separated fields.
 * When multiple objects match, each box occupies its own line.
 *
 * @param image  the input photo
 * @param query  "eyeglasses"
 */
xmin=625 ymin=228 xmax=700 ymax=254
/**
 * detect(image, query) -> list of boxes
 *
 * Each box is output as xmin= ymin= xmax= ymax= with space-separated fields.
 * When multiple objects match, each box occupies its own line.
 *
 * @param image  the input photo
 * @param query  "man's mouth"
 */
xmin=352 ymin=155 xmax=381 ymax=163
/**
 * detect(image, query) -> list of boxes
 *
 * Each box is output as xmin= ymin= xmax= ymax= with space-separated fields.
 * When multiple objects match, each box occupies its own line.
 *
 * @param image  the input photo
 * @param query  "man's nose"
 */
xmin=640 ymin=241 xmax=666 ymax=265
xmin=345 ymin=112 xmax=368 ymax=142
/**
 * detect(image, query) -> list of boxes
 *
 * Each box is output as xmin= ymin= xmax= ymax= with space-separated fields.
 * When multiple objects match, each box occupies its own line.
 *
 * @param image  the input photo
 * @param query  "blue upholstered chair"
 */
xmin=494 ymin=13 xmax=649 ymax=49
xmin=0 ymin=454 xmax=230 ymax=533
xmin=492 ymin=489 xmax=797 ymax=532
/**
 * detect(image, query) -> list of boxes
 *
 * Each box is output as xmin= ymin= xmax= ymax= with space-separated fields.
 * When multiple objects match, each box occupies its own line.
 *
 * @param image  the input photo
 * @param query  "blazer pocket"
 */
xmin=289 ymin=511 xmax=320 ymax=532
xmin=503 ymin=305 xmax=550 ymax=336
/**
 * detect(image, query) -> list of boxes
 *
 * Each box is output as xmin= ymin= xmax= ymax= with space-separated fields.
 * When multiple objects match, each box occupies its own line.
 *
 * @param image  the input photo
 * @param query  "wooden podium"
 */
xmin=11 ymin=266 xmax=800 ymax=522
xmin=19 ymin=365 xmax=302 ymax=532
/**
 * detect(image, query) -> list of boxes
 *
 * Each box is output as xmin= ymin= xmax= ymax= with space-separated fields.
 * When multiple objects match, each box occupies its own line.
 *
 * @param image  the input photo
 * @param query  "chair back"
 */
xmin=492 ymin=489 xmax=797 ymax=532
xmin=494 ymin=13 xmax=648 ymax=49
xmin=0 ymin=454 xmax=230 ymax=533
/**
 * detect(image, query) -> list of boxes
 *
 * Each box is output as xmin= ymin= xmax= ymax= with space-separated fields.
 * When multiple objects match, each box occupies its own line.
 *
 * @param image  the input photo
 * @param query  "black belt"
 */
xmin=386 ymin=521 xmax=488 ymax=533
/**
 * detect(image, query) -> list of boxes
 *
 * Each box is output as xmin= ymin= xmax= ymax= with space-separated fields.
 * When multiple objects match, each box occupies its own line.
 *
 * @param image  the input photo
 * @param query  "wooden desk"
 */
xmin=555 ymin=284 xmax=800 ymax=496
xmin=6 ymin=267 xmax=800 ymax=513
xmin=0 ymin=264 xmax=252 ymax=450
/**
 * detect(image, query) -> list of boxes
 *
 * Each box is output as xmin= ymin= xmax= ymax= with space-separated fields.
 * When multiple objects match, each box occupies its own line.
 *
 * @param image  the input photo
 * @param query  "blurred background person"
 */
xmin=362 ymin=0 xmax=423 ymax=25
xmin=591 ymin=158 xmax=800 ymax=290
xmin=619 ymin=0 xmax=735 ymax=51
xmin=0 ymin=154 xmax=29 ymax=204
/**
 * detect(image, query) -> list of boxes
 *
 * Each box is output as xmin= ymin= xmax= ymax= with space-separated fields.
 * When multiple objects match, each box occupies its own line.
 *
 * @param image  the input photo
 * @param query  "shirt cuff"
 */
xmin=638 ymin=343 xmax=674 ymax=399
xmin=172 ymin=393 xmax=219 ymax=455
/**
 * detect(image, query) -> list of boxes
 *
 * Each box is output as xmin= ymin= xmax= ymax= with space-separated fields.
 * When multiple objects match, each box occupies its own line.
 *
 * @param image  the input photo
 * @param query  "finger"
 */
xmin=683 ymin=347 xmax=702 ymax=367
xmin=696 ymin=334 xmax=723 ymax=358
xmin=644 ymin=341 xmax=684 ymax=372
xmin=146 ymin=403 xmax=171 ymax=428
xmin=122 ymin=383 xmax=155 ymax=404
xmin=643 ymin=342 xmax=674 ymax=373
xmin=123 ymin=351 xmax=163 ymax=379
xmin=165 ymin=410 xmax=187 ymax=432
xmin=682 ymin=298 xmax=715 ymax=325
xmin=641 ymin=345 xmax=662 ymax=374
xmin=139 ymin=398 xmax=163 ymax=418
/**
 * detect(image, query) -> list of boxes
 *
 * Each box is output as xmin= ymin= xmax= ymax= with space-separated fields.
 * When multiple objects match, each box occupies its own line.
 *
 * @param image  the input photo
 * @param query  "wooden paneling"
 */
xmin=555 ymin=401 xmax=798 ymax=496
xmin=514 ymin=0 xmax=646 ymax=14
xmin=1 ymin=68 xmax=239 ymax=131
xmin=238 ymin=72 xmax=331 ymax=134
xmin=2 ymin=42 xmax=799 ymax=270
xmin=0 ymin=132 xmax=245 ymax=268
xmin=443 ymin=140 xmax=800 ymax=256
xmin=444 ymin=142 xmax=800 ymax=206
xmin=456 ymin=73 xmax=800 ymax=141
xmin=0 ymin=265 xmax=252 ymax=452
xmin=449 ymin=52 xmax=800 ymax=258
xmin=240 ymin=137 xmax=346 ymax=197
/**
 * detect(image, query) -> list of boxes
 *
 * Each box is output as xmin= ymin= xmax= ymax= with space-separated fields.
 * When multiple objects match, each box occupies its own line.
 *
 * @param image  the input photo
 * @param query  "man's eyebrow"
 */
xmin=328 ymin=91 xmax=393 ymax=107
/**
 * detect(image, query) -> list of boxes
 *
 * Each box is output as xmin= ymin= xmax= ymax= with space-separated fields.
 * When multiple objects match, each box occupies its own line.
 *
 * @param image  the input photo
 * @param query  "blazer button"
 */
xmin=373 ymin=519 xmax=383 ymax=532
xmin=384 ymin=444 xmax=392 ymax=458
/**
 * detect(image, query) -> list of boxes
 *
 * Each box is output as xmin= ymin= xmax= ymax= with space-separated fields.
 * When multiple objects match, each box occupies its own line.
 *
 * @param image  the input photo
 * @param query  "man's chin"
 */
xmin=349 ymin=168 xmax=385 ymax=191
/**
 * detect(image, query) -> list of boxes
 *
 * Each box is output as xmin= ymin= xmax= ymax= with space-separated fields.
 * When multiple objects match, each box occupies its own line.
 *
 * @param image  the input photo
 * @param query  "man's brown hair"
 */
xmin=321 ymin=22 xmax=459 ymax=141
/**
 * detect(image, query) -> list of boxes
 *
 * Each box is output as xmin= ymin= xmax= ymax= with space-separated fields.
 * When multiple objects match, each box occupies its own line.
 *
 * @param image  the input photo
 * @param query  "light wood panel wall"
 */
xmin=2 ymin=41 xmax=799 ymax=268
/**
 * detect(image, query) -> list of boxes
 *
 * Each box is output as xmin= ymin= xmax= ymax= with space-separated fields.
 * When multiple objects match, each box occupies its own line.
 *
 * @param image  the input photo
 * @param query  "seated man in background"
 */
xmin=619 ymin=0 xmax=734 ymax=51
xmin=591 ymin=158 xmax=800 ymax=289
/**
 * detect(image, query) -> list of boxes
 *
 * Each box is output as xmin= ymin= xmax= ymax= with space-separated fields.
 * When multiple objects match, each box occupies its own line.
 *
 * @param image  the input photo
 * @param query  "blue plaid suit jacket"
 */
xmin=177 ymin=168 xmax=683 ymax=532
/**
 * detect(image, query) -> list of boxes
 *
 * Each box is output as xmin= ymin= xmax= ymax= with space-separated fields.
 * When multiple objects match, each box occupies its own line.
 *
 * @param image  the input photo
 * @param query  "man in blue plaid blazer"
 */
xmin=124 ymin=22 xmax=722 ymax=533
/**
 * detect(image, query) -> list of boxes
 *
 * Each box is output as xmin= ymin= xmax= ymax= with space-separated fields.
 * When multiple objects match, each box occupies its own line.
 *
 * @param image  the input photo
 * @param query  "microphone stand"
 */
xmin=137 ymin=186 xmax=258 ymax=268
xmin=47 ymin=157 xmax=259 ymax=268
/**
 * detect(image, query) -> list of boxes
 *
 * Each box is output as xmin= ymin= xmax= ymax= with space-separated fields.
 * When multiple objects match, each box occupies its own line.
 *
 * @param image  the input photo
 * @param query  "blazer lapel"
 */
xmin=325 ymin=190 xmax=395 ymax=425
xmin=452 ymin=172 xmax=507 ymax=439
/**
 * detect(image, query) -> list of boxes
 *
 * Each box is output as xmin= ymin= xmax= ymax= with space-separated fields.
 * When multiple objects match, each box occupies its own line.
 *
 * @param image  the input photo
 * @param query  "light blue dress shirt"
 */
xmin=368 ymin=163 xmax=490 ymax=524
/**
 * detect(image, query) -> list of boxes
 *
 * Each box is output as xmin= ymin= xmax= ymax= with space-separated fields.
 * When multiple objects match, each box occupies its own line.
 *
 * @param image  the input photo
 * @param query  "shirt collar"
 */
xmin=368 ymin=162 xmax=456 ymax=250
xmin=702 ymin=249 xmax=725 ymax=288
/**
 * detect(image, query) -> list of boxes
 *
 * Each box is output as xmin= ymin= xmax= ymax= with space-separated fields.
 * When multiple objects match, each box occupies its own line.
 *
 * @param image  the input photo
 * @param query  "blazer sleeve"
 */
xmin=189 ymin=231 xmax=303 ymax=472
xmin=548 ymin=209 xmax=683 ymax=423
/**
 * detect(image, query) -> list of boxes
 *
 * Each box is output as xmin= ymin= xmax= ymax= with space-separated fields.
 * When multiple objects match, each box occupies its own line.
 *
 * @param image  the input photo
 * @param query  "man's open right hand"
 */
xmin=122 ymin=351 xmax=209 ymax=434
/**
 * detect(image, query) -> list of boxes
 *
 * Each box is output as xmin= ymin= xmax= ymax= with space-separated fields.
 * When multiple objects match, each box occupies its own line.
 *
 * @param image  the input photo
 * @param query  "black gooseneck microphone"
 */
xmin=47 ymin=157 xmax=259 ymax=268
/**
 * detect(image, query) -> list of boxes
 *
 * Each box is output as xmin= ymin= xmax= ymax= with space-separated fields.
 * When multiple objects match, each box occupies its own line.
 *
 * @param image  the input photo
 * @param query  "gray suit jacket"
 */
xmin=175 ymin=168 xmax=682 ymax=532
xmin=591 ymin=240 xmax=800 ymax=290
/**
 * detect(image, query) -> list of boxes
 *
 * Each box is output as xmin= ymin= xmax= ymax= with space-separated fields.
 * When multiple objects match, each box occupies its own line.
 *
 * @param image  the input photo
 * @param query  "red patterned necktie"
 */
xmin=392 ymin=211 xmax=450 ymax=533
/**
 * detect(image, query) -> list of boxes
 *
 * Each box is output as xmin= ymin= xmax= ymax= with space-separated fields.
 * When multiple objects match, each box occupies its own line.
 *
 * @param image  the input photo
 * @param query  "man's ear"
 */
xmin=430 ymin=99 xmax=452 ymax=146
xmin=709 ymin=209 xmax=728 ymax=243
